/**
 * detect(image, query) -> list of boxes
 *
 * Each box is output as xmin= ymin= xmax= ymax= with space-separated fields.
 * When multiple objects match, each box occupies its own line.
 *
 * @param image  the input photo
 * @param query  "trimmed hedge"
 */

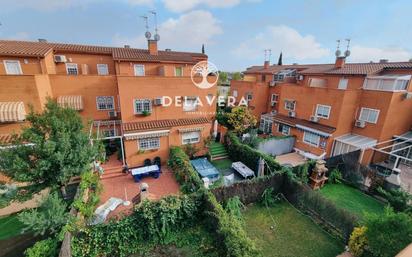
xmin=203 ymin=191 xmax=260 ymax=257
xmin=168 ymin=146 xmax=203 ymax=193
xmin=283 ymin=176 xmax=358 ymax=241
xmin=225 ymin=132 xmax=282 ymax=176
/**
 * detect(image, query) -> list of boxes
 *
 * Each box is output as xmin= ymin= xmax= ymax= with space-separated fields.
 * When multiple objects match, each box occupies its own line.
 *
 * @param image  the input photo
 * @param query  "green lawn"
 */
xmin=0 ymin=214 xmax=25 ymax=240
xmin=210 ymin=159 xmax=233 ymax=189
xmin=319 ymin=183 xmax=385 ymax=218
xmin=243 ymin=203 xmax=344 ymax=257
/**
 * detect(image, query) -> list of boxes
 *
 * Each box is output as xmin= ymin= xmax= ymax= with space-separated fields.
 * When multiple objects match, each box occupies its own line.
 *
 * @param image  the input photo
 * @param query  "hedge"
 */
xmin=283 ymin=176 xmax=358 ymax=241
xmin=203 ymin=191 xmax=260 ymax=257
xmin=225 ymin=132 xmax=282 ymax=176
xmin=168 ymin=146 xmax=203 ymax=193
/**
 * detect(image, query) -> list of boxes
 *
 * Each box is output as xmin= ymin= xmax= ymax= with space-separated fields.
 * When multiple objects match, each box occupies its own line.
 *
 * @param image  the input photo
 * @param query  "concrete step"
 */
xmin=211 ymin=154 xmax=229 ymax=161
xmin=101 ymin=172 xmax=127 ymax=180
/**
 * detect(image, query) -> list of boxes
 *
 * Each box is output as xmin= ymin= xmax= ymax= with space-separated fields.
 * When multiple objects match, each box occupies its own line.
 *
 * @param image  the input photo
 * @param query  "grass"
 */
xmin=319 ymin=183 xmax=385 ymax=218
xmin=243 ymin=202 xmax=344 ymax=257
xmin=0 ymin=214 xmax=25 ymax=240
xmin=209 ymin=159 xmax=233 ymax=189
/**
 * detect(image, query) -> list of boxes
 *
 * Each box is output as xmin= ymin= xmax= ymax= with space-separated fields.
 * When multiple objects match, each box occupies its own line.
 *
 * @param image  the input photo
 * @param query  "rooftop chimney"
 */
xmin=148 ymin=39 xmax=158 ymax=55
xmin=335 ymin=57 xmax=346 ymax=69
xmin=334 ymin=39 xmax=351 ymax=69
xmin=264 ymin=60 xmax=270 ymax=69
xmin=38 ymin=38 xmax=47 ymax=42
xmin=379 ymin=59 xmax=388 ymax=63
xmin=124 ymin=45 xmax=130 ymax=48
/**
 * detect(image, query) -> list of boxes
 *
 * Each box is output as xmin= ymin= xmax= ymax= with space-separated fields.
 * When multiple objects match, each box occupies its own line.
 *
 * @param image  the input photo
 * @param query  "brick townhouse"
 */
xmin=230 ymin=55 xmax=412 ymax=165
xmin=0 ymin=39 xmax=216 ymax=167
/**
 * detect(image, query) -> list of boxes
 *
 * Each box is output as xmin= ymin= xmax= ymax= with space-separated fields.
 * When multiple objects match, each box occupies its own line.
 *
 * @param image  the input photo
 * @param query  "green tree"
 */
xmin=377 ymin=187 xmax=412 ymax=213
xmin=0 ymin=100 xmax=102 ymax=196
xmin=227 ymin=106 xmax=257 ymax=135
xmin=364 ymin=207 xmax=412 ymax=257
xmin=231 ymin=72 xmax=242 ymax=81
xmin=218 ymin=71 xmax=228 ymax=85
xmin=19 ymin=192 xmax=70 ymax=236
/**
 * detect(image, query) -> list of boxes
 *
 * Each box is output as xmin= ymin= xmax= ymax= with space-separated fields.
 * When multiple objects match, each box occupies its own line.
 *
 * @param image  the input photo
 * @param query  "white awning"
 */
xmin=0 ymin=102 xmax=26 ymax=122
xmin=296 ymin=124 xmax=331 ymax=137
xmin=334 ymin=133 xmax=377 ymax=149
xmin=57 ymin=96 xmax=83 ymax=111
xmin=124 ymin=130 xmax=170 ymax=140
xmin=178 ymin=127 xmax=204 ymax=133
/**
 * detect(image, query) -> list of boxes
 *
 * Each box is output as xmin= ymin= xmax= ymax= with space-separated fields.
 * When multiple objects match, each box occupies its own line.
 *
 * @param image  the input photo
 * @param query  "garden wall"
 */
xmin=257 ymin=137 xmax=295 ymax=156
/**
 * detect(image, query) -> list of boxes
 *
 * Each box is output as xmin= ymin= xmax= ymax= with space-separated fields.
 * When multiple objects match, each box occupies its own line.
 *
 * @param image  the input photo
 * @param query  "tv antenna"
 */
xmin=344 ymin=38 xmax=351 ymax=57
xmin=150 ymin=10 xmax=160 ymax=41
xmin=140 ymin=15 xmax=151 ymax=40
xmin=335 ymin=39 xmax=341 ymax=57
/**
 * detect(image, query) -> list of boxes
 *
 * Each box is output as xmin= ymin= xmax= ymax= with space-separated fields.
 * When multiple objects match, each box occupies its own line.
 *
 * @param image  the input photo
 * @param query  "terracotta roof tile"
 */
xmin=245 ymin=62 xmax=412 ymax=76
xmin=0 ymin=134 xmax=15 ymax=145
xmin=0 ymin=40 xmax=206 ymax=62
xmin=122 ymin=117 xmax=210 ymax=132
xmin=272 ymin=114 xmax=336 ymax=135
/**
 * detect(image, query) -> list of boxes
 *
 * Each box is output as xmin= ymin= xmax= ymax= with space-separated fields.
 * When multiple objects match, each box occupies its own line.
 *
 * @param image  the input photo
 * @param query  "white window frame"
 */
xmin=103 ymin=128 xmax=116 ymax=137
xmin=97 ymin=64 xmax=109 ymax=75
xmin=3 ymin=60 xmax=23 ymax=75
xmin=183 ymin=97 xmax=198 ymax=112
xmin=284 ymin=100 xmax=296 ymax=111
xmin=96 ymin=96 xmax=115 ymax=110
xmin=182 ymin=131 xmax=201 ymax=145
xmin=66 ymin=63 xmax=78 ymax=75
xmin=278 ymin=124 xmax=290 ymax=135
xmin=315 ymin=104 xmax=331 ymax=119
xmin=134 ymin=64 xmax=145 ymax=76
xmin=174 ymin=66 xmax=183 ymax=77
xmin=134 ymin=99 xmax=152 ymax=114
xmin=271 ymin=94 xmax=279 ymax=103
xmin=246 ymin=93 xmax=253 ymax=101
xmin=359 ymin=107 xmax=380 ymax=124
xmin=139 ymin=137 xmax=160 ymax=150
xmin=338 ymin=78 xmax=348 ymax=90
xmin=303 ymin=131 xmax=320 ymax=147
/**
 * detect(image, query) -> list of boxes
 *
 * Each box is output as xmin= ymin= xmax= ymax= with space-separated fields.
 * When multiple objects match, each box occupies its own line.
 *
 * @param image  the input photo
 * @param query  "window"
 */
xmin=97 ymin=64 xmax=109 ymax=75
xmin=103 ymin=128 xmax=116 ymax=137
xmin=284 ymin=100 xmax=296 ymax=111
xmin=232 ymin=90 xmax=238 ymax=97
xmin=175 ymin=67 xmax=183 ymax=77
xmin=182 ymin=131 xmax=200 ymax=144
xmin=278 ymin=124 xmax=290 ymax=135
xmin=66 ymin=63 xmax=78 ymax=75
xmin=134 ymin=99 xmax=152 ymax=114
xmin=96 ymin=96 xmax=114 ymax=110
xmin=183 ymin=97 xmax=198 ymax=112
xmin=363 ymin=75 xmax=410 ymax=91
xmin=4 ymin=60 xmax=22 ymax=75
xmin=259 ymin=118 xmax=273 ymax=134
xmin=359 ymin=108 xmax=380 ymax=124
xmin=315 ymin=104 xmax=331 ymax=119
xmin=134 ymin=64 xmax=145 ymax=76
xmin=139 ymin=137 xmax=160 ymax=150
xmin=303 ymin=131 xmax=320 ymax=147
xmin=271 ymin=94 xmax=279 ymax=103
xmin=246 ymin=93 xmax=253 ymax=101
xmin=338 ymin=78 xmax=348 ymax=90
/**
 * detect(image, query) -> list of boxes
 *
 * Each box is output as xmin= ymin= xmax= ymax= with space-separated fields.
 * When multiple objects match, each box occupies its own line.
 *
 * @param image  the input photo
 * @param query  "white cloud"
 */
xmin=0 ymin=0 xmax=98 ymax=11
xmin=127 ymin=0 xmax=155 ymax=6
xmin=232 ymin=25 xmax=330 ymax=61
xmin=349 ymin=45 xmax=412 ymax=62
xmin=113 ymin=10 xmax=223 ymax=51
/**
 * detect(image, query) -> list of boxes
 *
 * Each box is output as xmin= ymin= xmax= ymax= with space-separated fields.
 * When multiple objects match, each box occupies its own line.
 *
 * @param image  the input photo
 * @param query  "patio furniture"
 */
xmin=130 ymin=164 xmax=160 ymax=182
xmin=144 ymin=158 xmax=152 ymax=167
xmin=190 ymin=158 xmax=220 ymax=181
xmin=153 ymin=156 xmax=161 ymax=169
xmin=231 ymin=161 xmax=255 ymax=179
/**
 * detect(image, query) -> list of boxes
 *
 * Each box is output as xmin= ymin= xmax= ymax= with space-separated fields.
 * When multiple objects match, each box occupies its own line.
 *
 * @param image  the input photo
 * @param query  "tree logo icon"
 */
xmin=191 ymin=61 xmax=219 ymax=89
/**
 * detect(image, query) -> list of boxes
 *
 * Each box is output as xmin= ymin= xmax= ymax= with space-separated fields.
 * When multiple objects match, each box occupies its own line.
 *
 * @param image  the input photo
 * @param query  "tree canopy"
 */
xmin=0 ymin=100 xmax=102 ymax=188
xmin=227 ymin=106 xmax=257 ymax=135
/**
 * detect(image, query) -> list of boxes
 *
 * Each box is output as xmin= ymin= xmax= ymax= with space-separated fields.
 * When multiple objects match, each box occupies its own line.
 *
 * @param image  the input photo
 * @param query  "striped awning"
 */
xmin=0 ymin=102 xmax=26 ymax=122
xmin=57 ymin=96 xmax=83 ymax=111
xmin=124 ymin=130 xmax=170 ymax=140
xmin=178 ymin=127 xmax=204 ymax=133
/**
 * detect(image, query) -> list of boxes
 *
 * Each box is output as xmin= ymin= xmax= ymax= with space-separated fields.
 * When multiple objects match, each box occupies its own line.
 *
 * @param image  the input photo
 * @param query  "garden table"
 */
xmin=131 ymin=164 xmax=160 ymax=182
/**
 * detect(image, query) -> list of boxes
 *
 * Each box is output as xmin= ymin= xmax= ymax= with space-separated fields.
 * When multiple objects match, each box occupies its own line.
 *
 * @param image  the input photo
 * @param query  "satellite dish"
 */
xmin=154 ymin=33 xmax=160 ymax=41
xmin=335 ymin=49 xmax=341 ymax=57
xmin=344 ymin=50 xmax=351 ymax=57
xmin=145 ymin=31 xmax=152 ymax=40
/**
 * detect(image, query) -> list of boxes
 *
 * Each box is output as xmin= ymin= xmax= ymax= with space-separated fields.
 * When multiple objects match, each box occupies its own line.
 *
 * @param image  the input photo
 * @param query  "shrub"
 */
xmin=24 ymin=238 xmax=59 ymax=257
xmin=73 ymin=171 xmax=102 ymax=218
xmin=260 ymin=187 xmax=279 ymax=207
xmin=226 ymin=132 xmax=281 ymax=176
xmin=377 ymin=187 xmax=411 ymax=213
xmin=363 ymin=207 xmax=412 ymax=257
xmin=168 ymin=146 xmax=203 ymax=193
xmin=18 ymin=192 xmax=70 ymax=236
xmin=224 ymin=196 xmax=245 ymax=221
xmin=329 ymin=168 xmax=343 ymax=184
xmin=292 ymin=161 xmax=314 ymax=184
xmin=348 ymin=226 xmax=368 ymax=257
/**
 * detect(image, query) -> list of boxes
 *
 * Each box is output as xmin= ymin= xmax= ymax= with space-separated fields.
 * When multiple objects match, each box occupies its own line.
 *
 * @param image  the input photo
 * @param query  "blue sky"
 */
xmin=0 ymin=0 xmax=411 ymax=71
